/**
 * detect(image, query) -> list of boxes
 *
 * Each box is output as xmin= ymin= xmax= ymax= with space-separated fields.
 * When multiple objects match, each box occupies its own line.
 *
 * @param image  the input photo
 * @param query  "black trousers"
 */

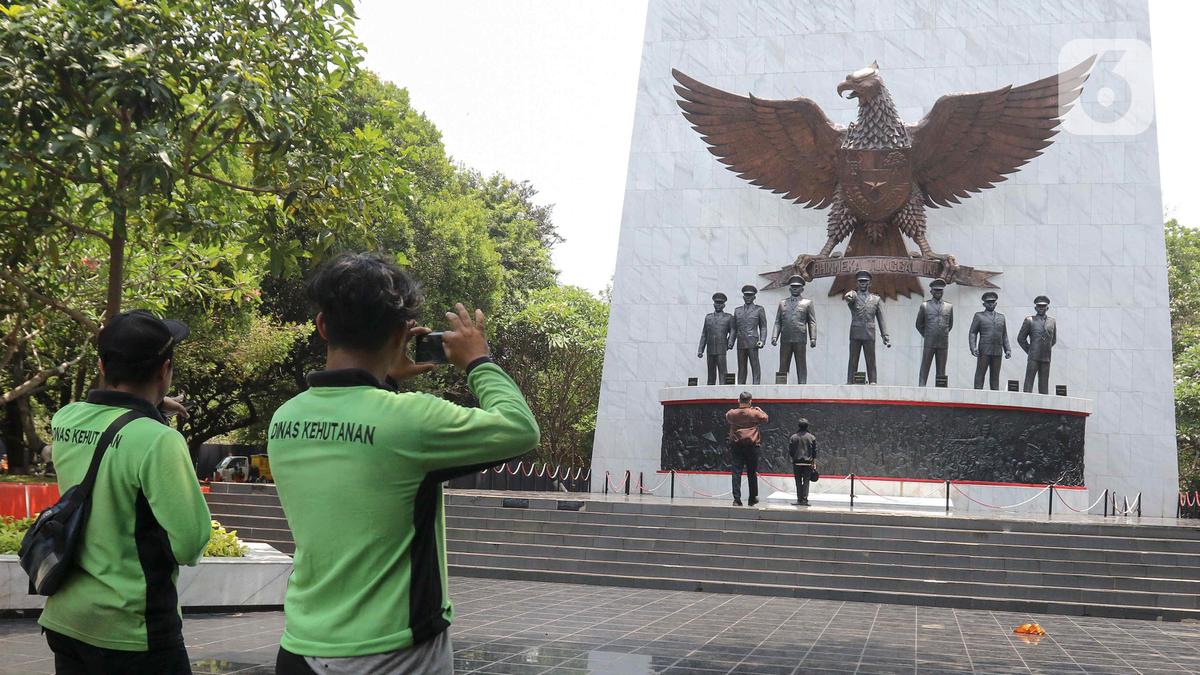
xmin=847 ymin=338 xmax=877 ymax=383
xmin=918 ymin=346 xmax=947 ymax=386
xmin=276 ymin=647 xmax=319 ymax=674
xmin=1024 ymin=359 xmax=1051 ymax=394
xmin=793 ymin=465 xmax=814 ymax=503
xmin=973 ymin=354 xmax=1003 ymax=390
xmin=778 ymin=341 xmax=808 ymax=384
xmin=736 ymin=347 xmax=761 ymax=384
xmin=730 ymin=445 xmax=758 ymax=502
xmin=46 ymin=629 xmax=191 ymax=675
xmin=706 ymin=353 xmax=728 ymax=385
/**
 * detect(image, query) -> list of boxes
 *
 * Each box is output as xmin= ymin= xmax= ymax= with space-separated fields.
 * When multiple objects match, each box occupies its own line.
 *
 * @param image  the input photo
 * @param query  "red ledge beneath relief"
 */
xmin=654 ymin=469 xmax=1086 ymax=490
xmin=660 ymin=397 xmax=1089 ymax=418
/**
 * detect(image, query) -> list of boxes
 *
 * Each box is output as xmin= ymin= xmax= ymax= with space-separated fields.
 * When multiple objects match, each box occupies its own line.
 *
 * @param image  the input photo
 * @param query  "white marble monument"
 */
xmin=593 ymin=0 xmax=1176 ymax=515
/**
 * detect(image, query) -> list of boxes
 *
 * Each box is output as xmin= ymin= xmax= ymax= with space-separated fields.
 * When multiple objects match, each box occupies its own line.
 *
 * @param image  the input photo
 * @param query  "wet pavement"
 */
xmin=3 ymin=577 xmax=1199 ymax=673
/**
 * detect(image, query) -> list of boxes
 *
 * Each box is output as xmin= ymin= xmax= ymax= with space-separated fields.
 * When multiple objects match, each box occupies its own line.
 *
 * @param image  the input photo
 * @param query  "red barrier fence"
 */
xmin=0 ymin=483 xmax=60 ymax=518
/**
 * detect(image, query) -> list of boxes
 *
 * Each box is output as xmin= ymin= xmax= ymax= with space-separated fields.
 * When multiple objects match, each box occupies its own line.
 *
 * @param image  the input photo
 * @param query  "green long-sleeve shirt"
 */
xmin=38 ymin=391 xmax=212 ymax=651
xmin=267 ymin=361 xmax=540 ymax=657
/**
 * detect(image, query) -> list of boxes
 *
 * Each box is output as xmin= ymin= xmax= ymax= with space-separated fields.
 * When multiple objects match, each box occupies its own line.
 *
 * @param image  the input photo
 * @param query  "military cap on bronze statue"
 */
xmin=698 ymin=292 xmax=735 ymax=385
xmin=771 ymin=275 xmax=816 ymax=384
xmin=969 ymin=292 xmax=1010 ymax=390
xmin=915 ymin=278 xmax=953 ymax=386
xmin=843 ymin=270 xmax=890 ymax=384
xmin=733 ymin=285 xmax=768 ymax=385
xmin=1018 ymin=296 xmax=1057 ymax=394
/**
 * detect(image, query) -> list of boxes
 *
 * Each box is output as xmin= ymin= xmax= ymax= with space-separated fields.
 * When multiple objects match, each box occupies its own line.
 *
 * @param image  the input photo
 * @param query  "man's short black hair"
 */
xmin=307 ymin=252 xmax=422 ymax=352
xmin=102 ymin=348 xmax=175 ymax=386
xmin=797 ymin=418 xmax=810 ymax=431
xmin=739 ymin=391 xmax=753 ymax=404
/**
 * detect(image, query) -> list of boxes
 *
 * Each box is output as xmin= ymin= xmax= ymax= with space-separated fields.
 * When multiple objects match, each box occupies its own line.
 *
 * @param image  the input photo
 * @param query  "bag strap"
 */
xmin=74 ymin=409 xmax=146 ymax=502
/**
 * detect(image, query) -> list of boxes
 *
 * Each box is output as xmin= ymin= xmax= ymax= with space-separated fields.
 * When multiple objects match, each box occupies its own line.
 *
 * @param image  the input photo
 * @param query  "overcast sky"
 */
xmin=356 ymin=1 xmax=1197 ymax=294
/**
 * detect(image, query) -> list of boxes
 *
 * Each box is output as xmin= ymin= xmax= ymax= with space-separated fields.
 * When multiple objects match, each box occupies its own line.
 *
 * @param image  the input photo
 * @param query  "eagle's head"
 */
xmin=837 ymin=62 xmax=883 ymax=103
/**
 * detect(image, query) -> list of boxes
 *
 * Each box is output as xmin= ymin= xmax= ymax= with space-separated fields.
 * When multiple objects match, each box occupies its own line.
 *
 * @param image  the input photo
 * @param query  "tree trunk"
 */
xmin=105 ymin=204 xmax=127 ymax=321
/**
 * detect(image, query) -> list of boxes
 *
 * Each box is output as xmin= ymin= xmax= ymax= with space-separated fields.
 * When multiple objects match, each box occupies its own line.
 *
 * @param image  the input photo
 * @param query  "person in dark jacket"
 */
xmin=725 ymin=392 xmax=768 ymax=506
xmin=789 ymin=419 xmax=818 ymax=506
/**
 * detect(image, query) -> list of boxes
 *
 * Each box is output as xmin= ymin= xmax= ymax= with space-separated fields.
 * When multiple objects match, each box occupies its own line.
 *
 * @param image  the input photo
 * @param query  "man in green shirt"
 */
xmin=40 ymin=310 xmax=212 ymax=674
xmin=269 ymin=253 xmax=540 ymax=674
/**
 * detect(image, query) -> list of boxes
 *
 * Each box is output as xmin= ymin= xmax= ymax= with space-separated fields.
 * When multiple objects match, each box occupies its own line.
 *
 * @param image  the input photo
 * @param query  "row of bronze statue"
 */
xmin=699 ymin=271 xmax=1058 ymax=392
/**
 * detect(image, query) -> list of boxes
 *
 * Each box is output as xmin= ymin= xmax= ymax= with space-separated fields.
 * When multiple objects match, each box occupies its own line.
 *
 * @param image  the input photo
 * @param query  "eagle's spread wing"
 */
xmin=673 ymin=69 xmax=843 ymax=209
xmin=909 ymin=56 xmax=1095 ymax=208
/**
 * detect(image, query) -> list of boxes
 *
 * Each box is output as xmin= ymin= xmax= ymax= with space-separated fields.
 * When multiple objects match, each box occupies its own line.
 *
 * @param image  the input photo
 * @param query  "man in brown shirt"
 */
xmin=725 ymin=391 xmax=768 ymax=506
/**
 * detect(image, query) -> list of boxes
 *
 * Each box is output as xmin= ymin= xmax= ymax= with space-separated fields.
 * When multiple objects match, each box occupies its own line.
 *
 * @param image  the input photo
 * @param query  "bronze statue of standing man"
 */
xmin=734 ymin=285 xmax=769 ymax=385
xmin=771 ymin=275 xmax=816 ymax=384
xmin=1017 ymin=295 xmax=1057 ymax=394
xmin=915 ymin=278 xmax=953 ymax=386
xmin=844 ymin=270 xmax=890 ymax=384
xmin=968 ymin=291 xmax=1010 ymax=390
xmin=698 ymin=292 xmax=735 ymax=385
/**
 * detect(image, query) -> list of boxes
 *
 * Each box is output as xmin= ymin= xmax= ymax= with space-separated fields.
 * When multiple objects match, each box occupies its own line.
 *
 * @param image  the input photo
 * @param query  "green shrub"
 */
xmin=205 ymin=520 xmax=248 ymax=557
xmin=0 ymin=516 xmax=35 ymax=554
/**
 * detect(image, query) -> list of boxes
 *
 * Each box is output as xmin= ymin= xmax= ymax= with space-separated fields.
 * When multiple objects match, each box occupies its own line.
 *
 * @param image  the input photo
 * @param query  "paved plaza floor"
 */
xmin=2 ymin=577 xmax=1198 ymax=674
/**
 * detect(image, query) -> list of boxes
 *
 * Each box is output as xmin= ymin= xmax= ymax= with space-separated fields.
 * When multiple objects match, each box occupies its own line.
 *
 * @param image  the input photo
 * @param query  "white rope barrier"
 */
xmin=675 ymin=473 xmax=733 ymax=498
xmin=1054 ymin=488 xmax=1108 ymax=514
xmin=951 ymin=483 xmax=1050 ymax=510
xmin=1113 ymin=492 xmax=1141 ymax=516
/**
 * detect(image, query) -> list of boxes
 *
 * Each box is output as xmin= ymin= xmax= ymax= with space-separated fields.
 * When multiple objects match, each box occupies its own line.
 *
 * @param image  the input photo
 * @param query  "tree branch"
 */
xmin=1 ymin=351 xmax=86 ymax=405
xmin=188 ymin=170 xmax=289 ymax=195
xmin=0 ymin=267 xmax=101 ymax=334
xmin=186 ymin=118 xmax=245 ymax=173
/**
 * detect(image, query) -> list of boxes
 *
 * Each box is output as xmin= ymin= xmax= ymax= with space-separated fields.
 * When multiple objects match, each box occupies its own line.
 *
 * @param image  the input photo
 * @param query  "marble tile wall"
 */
xmin=595 ymin=0 xmax=1176 ymax=516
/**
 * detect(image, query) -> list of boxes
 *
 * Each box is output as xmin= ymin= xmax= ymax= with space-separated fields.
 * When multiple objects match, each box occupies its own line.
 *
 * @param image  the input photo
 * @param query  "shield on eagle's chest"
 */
xmin=836 ymin=148 xmax=912 ymax=222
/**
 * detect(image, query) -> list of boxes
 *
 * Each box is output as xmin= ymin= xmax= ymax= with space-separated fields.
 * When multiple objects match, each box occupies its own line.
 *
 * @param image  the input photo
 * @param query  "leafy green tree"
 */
xmin=173 ymin=311 xmax=308 ymax=454
xmin=1167 ymin=219 xmax=1200 ymax=492
xmin=0 ymin=0 xmax=360 ymax=404
xmin=492 ymin=286 xmax=608 ymax=467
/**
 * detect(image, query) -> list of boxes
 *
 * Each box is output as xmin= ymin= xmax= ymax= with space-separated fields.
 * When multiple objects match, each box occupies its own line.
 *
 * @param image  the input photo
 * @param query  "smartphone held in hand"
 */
xmin=413 ymin=331 xmax=448 ymax=364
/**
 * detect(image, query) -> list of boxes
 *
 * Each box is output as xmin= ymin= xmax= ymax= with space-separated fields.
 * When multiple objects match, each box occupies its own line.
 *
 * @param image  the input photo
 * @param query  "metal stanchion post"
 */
xmin=945 ymin=480 xmax=951 ymax=513
xmin=624 ymin=470 xmax=631 ymax=496
xmin=1048 ymin=484 xmax=1054 ymax=517
xmin=1137 ymin=492 xmax=1142 ymax=518
xmin=639 ymin=471 xmax=644 ymax=495
xmin=670 ymin=471 xmax=675 ymax=499
xmin=849 ymin=474 xmax=856 ymax=508
xmin=604 ymin=471 xmax=608 ymax=495
xmin=1103 ymin=489 xmax=1108 ymax=517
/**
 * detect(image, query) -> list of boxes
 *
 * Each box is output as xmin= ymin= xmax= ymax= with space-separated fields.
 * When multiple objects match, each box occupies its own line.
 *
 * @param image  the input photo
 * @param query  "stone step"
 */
xmin=204 ymin=492 xmax=284 ymax=508
xmin=446 ymin=551 xmax=1200 ymax=610
xmin=446 ymin=538 xmax=1200 ymax=594
xmin=447 ymin=564 xmax=1198 ymax=622
xmin=209 ymin=514 xmax=292 ymax=535
xmin=444 ymin=515 xmax=1200 ymax=566
xmin=207 ymin=502 xmax=286 ymax=520
xmin=445 ymin=503 xmax=1200 ymax=552
xmin=444 ymin=492 xmax=1200 ymax=541
xmin=446 ymin=526 xmax=1200 ymax=581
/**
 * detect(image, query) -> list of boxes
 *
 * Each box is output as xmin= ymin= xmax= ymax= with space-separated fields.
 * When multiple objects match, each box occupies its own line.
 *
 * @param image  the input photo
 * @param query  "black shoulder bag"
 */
xmin=18 ymin=409 xmax=144 ymax=596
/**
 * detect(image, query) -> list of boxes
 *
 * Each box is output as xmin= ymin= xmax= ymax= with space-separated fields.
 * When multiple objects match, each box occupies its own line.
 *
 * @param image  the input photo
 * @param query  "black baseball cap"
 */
xmin=98 ymin=310 xmax=189 ymax=365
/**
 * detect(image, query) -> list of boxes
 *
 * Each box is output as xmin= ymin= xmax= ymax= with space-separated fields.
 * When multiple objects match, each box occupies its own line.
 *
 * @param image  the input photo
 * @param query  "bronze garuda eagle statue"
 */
xmin=673 ymin=57 xmax=1095 ymax=299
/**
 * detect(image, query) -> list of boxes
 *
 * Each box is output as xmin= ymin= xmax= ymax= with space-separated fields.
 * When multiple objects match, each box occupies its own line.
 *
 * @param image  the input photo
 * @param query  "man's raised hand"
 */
xmin=443 ymin=303 xmax=491 ymax=370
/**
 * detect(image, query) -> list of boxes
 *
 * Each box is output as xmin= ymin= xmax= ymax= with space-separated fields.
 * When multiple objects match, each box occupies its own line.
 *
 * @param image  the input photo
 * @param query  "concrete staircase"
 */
xmin=204 ymin=484 xmax=1200 ymax=620
xmin=444 ymin=492 xmax=1200 ymax=622
xmin=204 ymin=482 xmax=294 ymax=555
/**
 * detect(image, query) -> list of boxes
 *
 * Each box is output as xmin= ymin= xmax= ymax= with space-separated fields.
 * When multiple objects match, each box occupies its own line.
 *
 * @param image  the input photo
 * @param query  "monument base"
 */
xmin=661 ymin=385 xmax=1092 ymax=487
